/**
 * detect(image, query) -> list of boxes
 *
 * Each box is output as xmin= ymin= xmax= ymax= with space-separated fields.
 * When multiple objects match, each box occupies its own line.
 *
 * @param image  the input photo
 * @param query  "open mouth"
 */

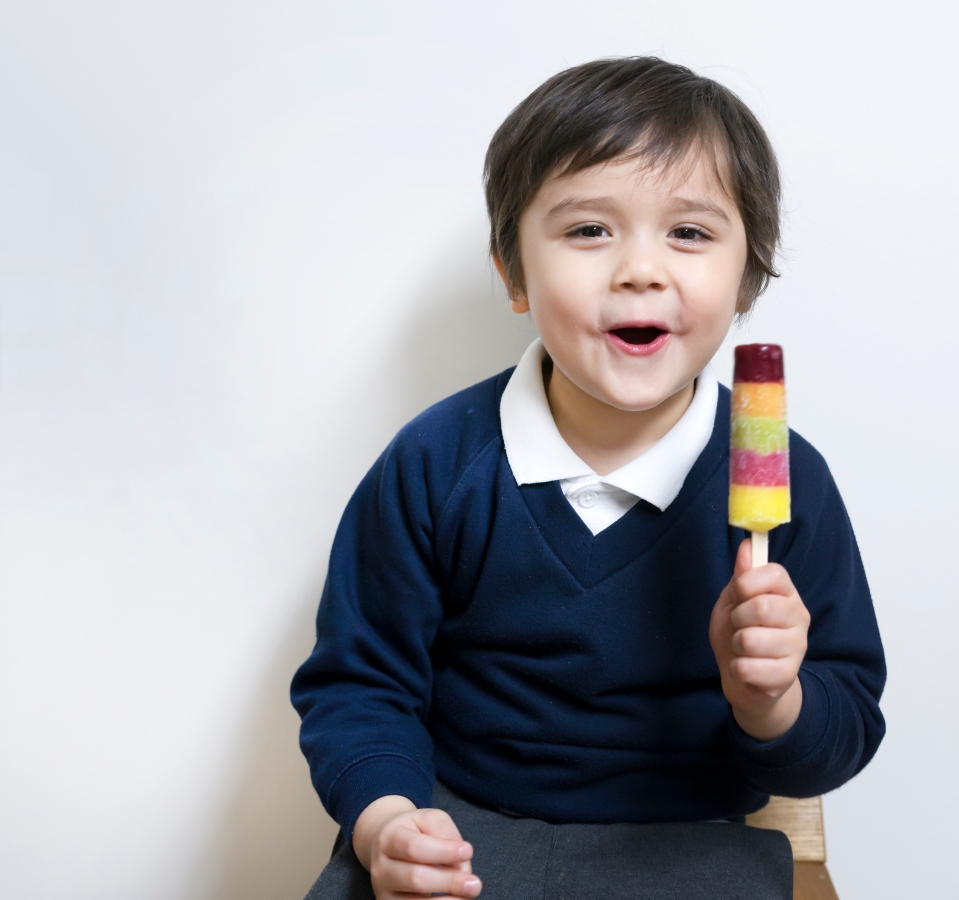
xmin=610 ymin=326 xmax=666 ymax=345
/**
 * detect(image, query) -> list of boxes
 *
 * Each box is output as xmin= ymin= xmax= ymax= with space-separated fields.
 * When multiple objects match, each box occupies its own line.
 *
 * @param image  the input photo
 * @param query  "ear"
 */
xmin=491 ymin=252 xmax=530 ymax=314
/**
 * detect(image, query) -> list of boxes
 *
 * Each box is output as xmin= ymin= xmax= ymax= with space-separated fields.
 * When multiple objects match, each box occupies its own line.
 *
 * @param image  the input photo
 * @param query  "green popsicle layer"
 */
xmin=731 ymin=416 xmax=789 ymax=454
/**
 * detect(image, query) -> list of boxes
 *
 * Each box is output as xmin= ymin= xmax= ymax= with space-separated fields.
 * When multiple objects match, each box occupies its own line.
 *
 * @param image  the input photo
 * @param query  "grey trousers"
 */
xmin=305 ymin=782 xmax=793 ymax=899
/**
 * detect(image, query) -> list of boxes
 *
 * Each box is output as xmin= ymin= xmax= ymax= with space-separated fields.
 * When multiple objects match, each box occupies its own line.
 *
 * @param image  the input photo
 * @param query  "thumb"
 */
xmin=415 ymin=809 xmax=473 ymax=871
xmin=734 ymin=537 xmax=752 ymax=579
xmin=415 ymin=808 xmax=466 ymax=843
xmin=713 ymin=539 xmax=750 ymax=625
xmin=715 ymin=539 xmax=752 ymax=615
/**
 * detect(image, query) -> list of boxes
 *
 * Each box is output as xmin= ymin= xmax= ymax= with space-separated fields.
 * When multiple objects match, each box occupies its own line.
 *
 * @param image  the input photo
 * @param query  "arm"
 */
xmin=290 ymin=435 xmax=446 ymax=848
xmin=711 ymin=437 xmax=886 ymax=797
xmin=289 ymin=376 xmax=506 ymax=861
xmin=291 ymin=410 xmax=495 ymax=897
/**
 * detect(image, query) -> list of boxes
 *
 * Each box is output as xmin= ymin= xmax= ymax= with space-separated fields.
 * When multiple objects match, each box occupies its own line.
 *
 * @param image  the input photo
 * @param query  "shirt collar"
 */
xmin=500 ymin=338 xmax=719 ymax=511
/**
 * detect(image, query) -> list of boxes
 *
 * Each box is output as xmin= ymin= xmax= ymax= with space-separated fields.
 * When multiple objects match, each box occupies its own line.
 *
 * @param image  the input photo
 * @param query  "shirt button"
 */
xmin=578 ymin=491 xmax=597 ymax=508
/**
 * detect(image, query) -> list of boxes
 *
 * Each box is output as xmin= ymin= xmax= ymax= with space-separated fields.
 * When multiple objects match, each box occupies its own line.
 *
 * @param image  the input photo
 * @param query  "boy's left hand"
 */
xmin=709 ymin=538 xmax=810 ymax=742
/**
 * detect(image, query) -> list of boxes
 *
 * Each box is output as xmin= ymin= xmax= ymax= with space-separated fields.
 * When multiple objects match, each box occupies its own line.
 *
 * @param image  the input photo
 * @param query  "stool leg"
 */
xmin=794 ymin=862 xmax=839 ymax=900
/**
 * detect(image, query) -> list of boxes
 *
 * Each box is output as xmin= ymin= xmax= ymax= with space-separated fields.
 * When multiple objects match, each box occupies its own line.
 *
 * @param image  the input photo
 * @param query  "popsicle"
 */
xmin=729 ymin=344 xmax=790 ymax=567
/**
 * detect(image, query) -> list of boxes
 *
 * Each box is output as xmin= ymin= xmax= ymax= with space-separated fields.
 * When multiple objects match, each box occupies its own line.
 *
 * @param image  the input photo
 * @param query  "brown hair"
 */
xmin=483 ymin=57 xmax=781 ymax=313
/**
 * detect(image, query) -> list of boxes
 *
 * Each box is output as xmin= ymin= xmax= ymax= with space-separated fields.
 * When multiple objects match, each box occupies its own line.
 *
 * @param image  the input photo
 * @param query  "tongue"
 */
xmin=613 ymin=327 xmax=663 ymax=345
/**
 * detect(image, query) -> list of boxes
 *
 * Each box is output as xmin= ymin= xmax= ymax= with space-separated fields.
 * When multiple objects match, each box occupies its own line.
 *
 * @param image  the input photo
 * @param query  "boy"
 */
xmin=292 ymin=57 xmax=885 ymax=899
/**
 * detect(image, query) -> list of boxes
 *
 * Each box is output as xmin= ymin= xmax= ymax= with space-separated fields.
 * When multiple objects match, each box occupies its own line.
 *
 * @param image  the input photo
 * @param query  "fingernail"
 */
xmin=464 ymin=877 xmax=481 ymax=894
xmin=458 ymin=843 xmax=472 ymax=860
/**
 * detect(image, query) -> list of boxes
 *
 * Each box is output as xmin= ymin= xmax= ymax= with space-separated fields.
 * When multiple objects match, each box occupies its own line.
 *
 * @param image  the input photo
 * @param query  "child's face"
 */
xmin=511 ymin=151 xmax=747 ymax=414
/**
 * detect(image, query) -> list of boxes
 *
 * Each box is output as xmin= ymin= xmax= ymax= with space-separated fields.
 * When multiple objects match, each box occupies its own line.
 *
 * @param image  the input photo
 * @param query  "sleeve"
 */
xmin=727 ymin=438 xmax=887 ymax=797
xmin=290 ymin=435 xmax=446 ymax=848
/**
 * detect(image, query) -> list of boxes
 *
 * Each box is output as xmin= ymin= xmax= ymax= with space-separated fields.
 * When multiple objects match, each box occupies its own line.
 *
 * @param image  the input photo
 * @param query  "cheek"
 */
xmin=526 ymin=265 xmax=587 ymax=319
xmin=685 ymin=254 xmax=745 ymax=306
xmin=527 ymin=291 xmax=578 ymax=337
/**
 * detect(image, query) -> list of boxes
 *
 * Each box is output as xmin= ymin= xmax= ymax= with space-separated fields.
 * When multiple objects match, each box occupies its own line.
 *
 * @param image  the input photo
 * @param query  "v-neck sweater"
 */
xmin=291 ymin=368 xmax=886 ymax=847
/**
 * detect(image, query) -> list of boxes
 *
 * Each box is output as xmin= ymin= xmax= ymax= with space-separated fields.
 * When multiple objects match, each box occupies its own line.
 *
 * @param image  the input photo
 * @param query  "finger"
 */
xmin=385 ymin=829 xmax=473 ymax=867
xmin=731 ymin=625 xmax=805 ymax=659
xmin=734 ymin=561 xmax=796 ymax=602
xmin=729 ymin=538 xmax=795 ymax=605
xmin=730 ymin=655 xmax=797 ymax=693
xmin=730 ymin=595 xmax=805 ymax=630
xmin=383 ymin=809 xmax=472 ymax=866
xmin=377 ymin=859 xmax=481 ymax=898
xmin=401 ymin=893 xmax=479 ymax=900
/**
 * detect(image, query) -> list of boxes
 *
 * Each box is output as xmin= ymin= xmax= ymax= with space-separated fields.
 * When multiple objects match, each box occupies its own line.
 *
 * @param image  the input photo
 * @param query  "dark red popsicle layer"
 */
xmin=733 ymin=344 xmax=784 ymax=383
xmin=730 ymin=449 xmax=790 ymax=486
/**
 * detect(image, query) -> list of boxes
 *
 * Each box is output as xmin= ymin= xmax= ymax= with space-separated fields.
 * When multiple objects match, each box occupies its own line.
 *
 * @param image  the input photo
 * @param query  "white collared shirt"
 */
xmin=500 ymin=339 xmax=719 ymax=535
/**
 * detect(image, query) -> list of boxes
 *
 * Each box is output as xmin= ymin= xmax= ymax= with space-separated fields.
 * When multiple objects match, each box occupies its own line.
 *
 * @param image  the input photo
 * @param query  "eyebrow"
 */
xmin=669 ymin=197 xmax=731 ymax=223
xmin=544 ymin=195 xmax=732 ymax=223
xmin=544 ymin=196 xmax=622 ymax=219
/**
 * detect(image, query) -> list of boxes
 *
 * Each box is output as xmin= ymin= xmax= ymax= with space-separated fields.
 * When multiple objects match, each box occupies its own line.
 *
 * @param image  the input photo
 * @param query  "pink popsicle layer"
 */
xmin=730 ymin=449 xmax=789 ymax=487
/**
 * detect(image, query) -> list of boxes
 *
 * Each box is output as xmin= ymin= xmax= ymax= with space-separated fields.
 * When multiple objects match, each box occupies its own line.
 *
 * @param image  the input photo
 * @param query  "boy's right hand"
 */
xmin=353 ymin=795 xmax=482 ymax=899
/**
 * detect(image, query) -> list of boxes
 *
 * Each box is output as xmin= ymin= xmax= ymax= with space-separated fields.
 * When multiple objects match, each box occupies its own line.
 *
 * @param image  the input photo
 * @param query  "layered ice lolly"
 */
xmin=729 ymin=344 xmax=790 ymax=566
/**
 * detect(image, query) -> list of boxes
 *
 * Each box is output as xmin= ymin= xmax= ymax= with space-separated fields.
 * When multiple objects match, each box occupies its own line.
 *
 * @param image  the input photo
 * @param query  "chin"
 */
xmin=602 ymin=391 xmax=670 ymax=413
xmin=599 ymin=374 xmax=695 ymax=413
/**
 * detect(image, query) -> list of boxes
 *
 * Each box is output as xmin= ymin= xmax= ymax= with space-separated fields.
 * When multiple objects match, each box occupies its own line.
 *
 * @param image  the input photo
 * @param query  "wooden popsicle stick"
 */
xmin=751 ymin=530 xmax=768 ymax=567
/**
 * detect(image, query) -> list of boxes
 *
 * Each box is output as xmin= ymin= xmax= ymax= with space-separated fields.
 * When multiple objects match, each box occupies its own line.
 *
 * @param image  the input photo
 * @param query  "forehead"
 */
xmin=528 ymin=146 xmax=738 ymax=215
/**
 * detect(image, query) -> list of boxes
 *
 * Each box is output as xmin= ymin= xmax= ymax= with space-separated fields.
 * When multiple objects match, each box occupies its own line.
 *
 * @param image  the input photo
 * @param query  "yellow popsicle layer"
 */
xmin=731 ymin=417 xmax=789 ymax=454
xmin=731 ymin=382 xmax=787 ymax=418
xmin=729 ymin=485 xmax=791 ymax=531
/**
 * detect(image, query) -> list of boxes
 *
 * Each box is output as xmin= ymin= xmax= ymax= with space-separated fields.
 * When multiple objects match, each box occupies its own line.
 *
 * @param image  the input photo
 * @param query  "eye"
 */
xmin=670 ymin=226 xmax=710 ymax=242
xmin=569 ymin=223 xmax=610 ymax=239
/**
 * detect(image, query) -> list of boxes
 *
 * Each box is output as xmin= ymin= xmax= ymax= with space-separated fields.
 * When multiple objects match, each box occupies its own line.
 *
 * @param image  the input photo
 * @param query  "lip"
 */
xmin=605 ymin=322 xmax=672 ymax=357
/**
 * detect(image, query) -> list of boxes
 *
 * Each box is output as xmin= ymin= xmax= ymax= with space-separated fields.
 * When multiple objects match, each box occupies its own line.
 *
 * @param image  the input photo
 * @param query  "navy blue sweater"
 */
xmin=291 ymin=369 xmax=885 ymax=845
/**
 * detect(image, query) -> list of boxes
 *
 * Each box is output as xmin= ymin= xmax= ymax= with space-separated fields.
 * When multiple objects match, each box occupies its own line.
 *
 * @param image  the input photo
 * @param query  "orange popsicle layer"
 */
xmin=731 ymin=382 xmax=786 ymax=419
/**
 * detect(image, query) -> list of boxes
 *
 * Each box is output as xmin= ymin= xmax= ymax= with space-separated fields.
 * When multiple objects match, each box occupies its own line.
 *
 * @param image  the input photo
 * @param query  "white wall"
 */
xmin=1 ymin=3 xmax=956 ymax=898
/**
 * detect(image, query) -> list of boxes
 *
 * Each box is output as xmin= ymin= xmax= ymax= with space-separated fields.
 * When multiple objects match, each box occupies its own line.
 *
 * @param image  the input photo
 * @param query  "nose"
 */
xmin=612 ymin=236 xmax=668 ymax=293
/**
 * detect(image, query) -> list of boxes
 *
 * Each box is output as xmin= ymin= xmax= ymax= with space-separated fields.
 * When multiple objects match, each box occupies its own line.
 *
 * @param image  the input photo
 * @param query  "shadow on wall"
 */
xmin=206 ymin=240 xmax=537 ymax=900
xmin=386 ymin=247 xmax=538 ymax=427
xmin=207 ymin=580 xmax=338 ymax=900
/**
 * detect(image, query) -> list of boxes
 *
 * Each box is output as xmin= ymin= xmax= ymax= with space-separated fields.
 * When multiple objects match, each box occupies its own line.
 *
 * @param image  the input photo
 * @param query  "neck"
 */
xmin=545 ymin=363 xmax=695 ymax=476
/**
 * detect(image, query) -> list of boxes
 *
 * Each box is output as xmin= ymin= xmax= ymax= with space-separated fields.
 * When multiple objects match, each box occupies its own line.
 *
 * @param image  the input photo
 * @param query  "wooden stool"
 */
xmin=746 ymin=796 xmax=839 ymax=900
